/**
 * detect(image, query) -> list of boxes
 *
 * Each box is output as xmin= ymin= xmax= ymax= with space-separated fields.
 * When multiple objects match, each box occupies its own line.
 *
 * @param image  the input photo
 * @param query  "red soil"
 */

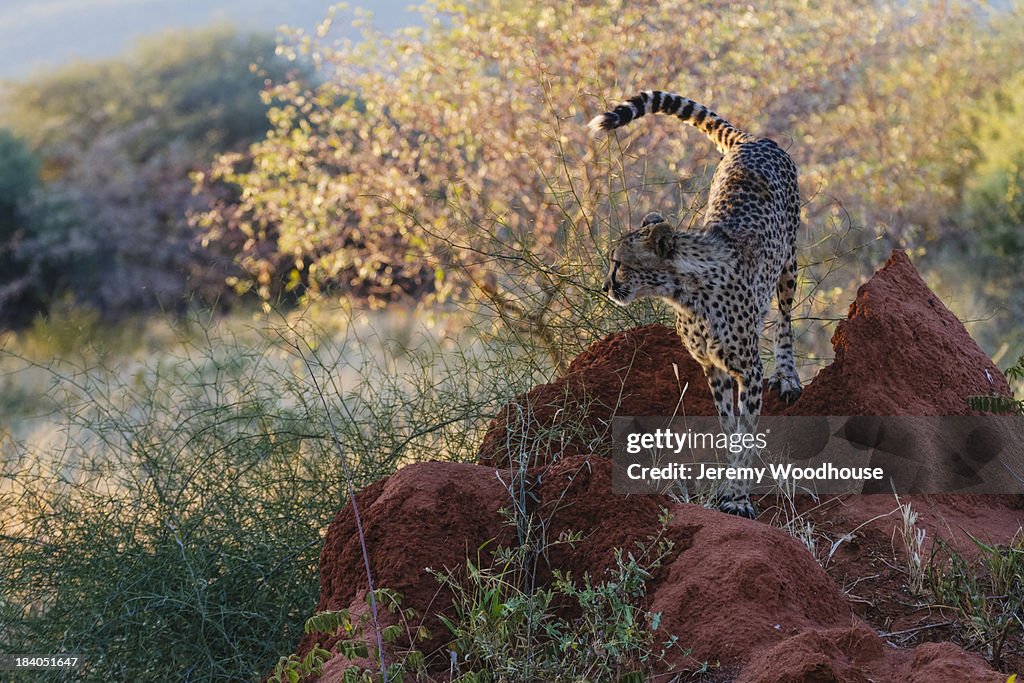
xmin=297 ymin=251 xmax=1022 ymax=681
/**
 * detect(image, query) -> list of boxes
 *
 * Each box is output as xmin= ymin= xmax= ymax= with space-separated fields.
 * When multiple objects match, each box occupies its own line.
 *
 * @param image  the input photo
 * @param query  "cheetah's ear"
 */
xmin=641 ymin=212 xmax=665 ymax=228
xmin=647 ymin=223 xmax=674 ymax=259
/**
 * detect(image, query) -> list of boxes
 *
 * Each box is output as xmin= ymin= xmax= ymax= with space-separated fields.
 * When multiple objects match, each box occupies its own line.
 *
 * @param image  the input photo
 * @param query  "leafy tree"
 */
xmin=0 ymin=26 xmax=296 ymax=326
xmin=0 ymin=130 xmax=38 ymax=216
xmin=960 ymin=70 xmax=1024 ymax=261
xmin=943 ymin=56 xmax=1024 ymax=357
xmin=3 ymin=25 xmax=295 ymax=166
xmin=196 ymin=0 xmax=1023 ymax=360
xmin=0 ymin=130 xmax=43 ymax=325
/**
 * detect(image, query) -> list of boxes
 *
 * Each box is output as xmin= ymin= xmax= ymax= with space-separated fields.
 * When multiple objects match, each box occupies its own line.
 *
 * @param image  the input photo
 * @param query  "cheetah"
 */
xmin=589 ymin=90 xmax=802 ymax=518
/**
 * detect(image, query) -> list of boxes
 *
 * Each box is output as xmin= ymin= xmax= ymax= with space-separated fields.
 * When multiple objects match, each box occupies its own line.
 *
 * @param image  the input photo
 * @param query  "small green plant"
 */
xmin=271 ymin=588 xmax=430 ymax=683
xmin=429 ymin=509 xmax=695 ymax=682
xmin=267 ymin=645 xmax=334 ymax=683
xmin=926 ymin=530 xmax=1024 ymax=670
xmin=968 ymin=355 xmax=1024 ymax=414
xmin=896 ymin=496 xmax=928 ymax=597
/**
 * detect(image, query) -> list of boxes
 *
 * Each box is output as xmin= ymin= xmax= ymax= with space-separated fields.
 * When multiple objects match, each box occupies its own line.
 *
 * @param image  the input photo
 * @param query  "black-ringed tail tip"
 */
xmin=587 ymin=89 xmax=754 ymax=154
xmin=586 ymin=111 xmax=620 ymax=135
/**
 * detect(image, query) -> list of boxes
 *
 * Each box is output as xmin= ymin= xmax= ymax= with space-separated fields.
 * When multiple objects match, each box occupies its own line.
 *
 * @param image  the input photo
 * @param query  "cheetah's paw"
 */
xmin=715 ymin=495 xmax=758 ymax=520
xmin=768 ymin=371 xmax=803 ymax=404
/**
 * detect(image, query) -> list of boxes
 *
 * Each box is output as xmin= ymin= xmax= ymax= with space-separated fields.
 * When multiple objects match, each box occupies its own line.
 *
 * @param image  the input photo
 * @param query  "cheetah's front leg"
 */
xmin=714 ymin=356 xmax=762 ymax=520
xmin=705 ymin=365 xmax=758 ymax=519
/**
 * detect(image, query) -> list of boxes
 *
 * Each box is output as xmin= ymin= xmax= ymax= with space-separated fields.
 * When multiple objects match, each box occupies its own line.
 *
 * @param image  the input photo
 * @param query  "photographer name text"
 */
xmin=625 ymin=462 xmax=885 ymax=484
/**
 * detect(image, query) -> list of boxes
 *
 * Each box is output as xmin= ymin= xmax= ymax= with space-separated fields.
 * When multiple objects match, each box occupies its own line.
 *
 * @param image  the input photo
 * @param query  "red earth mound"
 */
xmin=794 ymin=249 xmax=1013 ymax=416
xmin=303 ymin=457 xmax=1007 ymax=682
xmin=293 ymin=250 xmax=1021 ymax=681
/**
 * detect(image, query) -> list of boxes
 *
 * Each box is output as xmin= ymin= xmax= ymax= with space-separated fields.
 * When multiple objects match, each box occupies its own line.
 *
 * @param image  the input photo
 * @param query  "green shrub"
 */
xmin=270 ymin=589 xmax=429 ymax=683
xmin=302 ymin=516 xmax=695 ymax=682
xmin=926 ymin=532 xmax=1024 ymax=670
xmin=0 ymin=306 xmax=539 ymax=681
xmin=967 ymin=355 xmax=1024 ymax=415
xmin=3 ymin=26 xmax=293 ymax=163
xmin=427 ymin=511 xmax=693 ymax=682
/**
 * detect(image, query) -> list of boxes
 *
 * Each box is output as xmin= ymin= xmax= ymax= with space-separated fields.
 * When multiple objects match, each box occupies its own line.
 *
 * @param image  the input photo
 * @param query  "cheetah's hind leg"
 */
xmin=767 ymin=250 xmax=803 ymax=404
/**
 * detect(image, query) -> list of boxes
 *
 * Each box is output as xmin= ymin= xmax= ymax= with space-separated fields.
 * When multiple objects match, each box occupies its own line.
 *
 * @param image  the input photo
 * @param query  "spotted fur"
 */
xmin=591 ymin=90 xmax=803 ymax=519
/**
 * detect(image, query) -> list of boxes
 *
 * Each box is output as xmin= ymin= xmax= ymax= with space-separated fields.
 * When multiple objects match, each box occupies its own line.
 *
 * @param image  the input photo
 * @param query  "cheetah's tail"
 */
xmin=587 ymin=90 xmax=754 ymax=154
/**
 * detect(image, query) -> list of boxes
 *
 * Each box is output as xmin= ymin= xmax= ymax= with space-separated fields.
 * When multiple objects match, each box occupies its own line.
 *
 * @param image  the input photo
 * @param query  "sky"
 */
xmin=0 ymin=0 xmax=416 ymax=80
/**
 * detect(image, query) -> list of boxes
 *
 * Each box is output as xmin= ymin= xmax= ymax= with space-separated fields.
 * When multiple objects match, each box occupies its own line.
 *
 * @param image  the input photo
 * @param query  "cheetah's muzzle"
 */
xmin=603 ymin=262 xmax=631 ymax=305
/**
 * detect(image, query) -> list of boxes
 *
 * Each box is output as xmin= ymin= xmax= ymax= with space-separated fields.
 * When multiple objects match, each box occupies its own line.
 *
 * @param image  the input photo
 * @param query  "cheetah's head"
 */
xmin=602 ymin=212 xmax=677 ymax=306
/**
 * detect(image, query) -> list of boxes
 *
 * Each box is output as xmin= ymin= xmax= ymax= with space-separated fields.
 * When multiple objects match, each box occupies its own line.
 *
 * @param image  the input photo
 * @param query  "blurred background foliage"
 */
xmin=193 ymin=0 xmax=1024 ymax=362
xmin=0 ymin=26 xmax=299 ymax=327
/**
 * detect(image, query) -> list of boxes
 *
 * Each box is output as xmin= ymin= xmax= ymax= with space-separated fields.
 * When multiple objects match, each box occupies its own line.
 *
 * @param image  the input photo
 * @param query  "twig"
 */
xmin=879 ymin=621 xmax=954 ymax=639
xmin=288 ymin=333 xmax=388 ymax=680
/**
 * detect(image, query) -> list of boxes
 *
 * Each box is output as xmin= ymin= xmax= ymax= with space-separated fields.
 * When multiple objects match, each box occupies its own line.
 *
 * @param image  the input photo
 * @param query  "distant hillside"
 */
xmin=0 ymin=0 xmax=415 ymax=80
